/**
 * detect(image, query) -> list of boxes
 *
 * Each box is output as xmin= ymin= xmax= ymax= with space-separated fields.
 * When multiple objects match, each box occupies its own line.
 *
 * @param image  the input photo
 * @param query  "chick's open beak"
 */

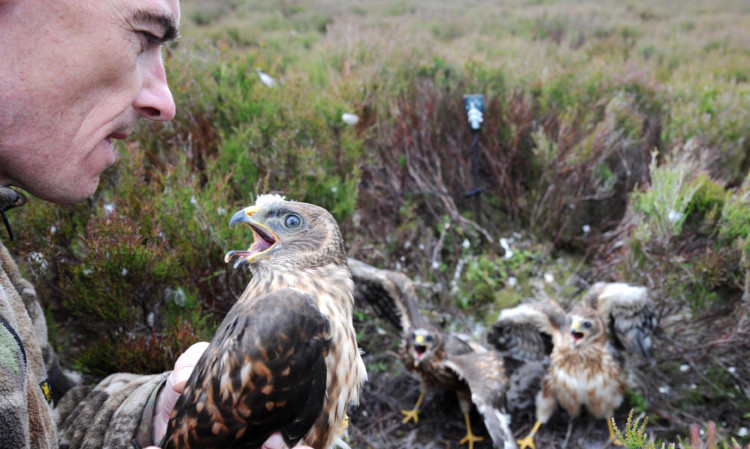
xmin=412 ymin=334 xmax=428 ymax=366
xmin=570 ymin=319 xmax=585 ymax=343
xmin=224 ymin=206 xmax=278 ymax=268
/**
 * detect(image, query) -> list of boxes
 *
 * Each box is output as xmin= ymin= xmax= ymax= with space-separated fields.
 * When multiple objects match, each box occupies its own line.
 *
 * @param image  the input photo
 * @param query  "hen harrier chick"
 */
xmin=162 ymin=194 xmax=367 ymax=449
xmin=348 ymin=259 xmax=516 ymax=449
xmin=487 ymin=282 xmax=657 ymax=449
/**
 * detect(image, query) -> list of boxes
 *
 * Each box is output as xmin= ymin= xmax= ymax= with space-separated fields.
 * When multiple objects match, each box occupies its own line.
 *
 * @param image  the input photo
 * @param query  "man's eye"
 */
xmin=138 ymin=31 xmax=161 ymax=52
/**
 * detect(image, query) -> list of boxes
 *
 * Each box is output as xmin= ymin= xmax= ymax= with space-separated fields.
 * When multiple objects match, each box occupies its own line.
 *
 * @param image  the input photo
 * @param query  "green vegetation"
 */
xmin=8 ymin=0 xmax=750 ymax=445
xmin=613 ymin=411 xmax=675 ymax=449
xmin=613 ymin=411 xmax=748 ymax=449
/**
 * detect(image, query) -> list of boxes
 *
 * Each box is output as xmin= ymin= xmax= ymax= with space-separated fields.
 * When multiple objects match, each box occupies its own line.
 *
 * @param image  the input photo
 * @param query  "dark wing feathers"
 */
xmin=487 ymin=300 xmax=566 ymax=362
xmin=445 ymin=333 xmax=480 ymax=358
xmin=442 ymin=350 xmax=514 ymax=448
xmin=348 ymin=258 xmax=425 ymax=333
xmin=504 ymin=360 xmax=547 ymax=414
xmin=163 ymin=288 xmax=330 ymax=449
xmin=584 ymin=282 xmax=657 ymax=359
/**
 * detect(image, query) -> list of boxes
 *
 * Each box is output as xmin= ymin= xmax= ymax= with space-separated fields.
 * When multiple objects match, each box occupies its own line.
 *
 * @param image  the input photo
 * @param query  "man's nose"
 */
xmin=134 ymin=54 xmax=176 ymax=122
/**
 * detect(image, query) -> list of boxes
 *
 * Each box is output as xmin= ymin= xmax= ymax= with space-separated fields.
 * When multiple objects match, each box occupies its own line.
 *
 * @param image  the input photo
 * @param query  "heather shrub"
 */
xmin=60 ymin=214 xmax=181 ymax=331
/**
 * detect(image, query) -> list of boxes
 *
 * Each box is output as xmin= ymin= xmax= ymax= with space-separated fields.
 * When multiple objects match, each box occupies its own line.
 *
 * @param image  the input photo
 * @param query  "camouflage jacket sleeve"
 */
xmin=1 ymin=236 xmax=59 ymax=449
xmin=55 ymin=371 xmax=170 ymax=449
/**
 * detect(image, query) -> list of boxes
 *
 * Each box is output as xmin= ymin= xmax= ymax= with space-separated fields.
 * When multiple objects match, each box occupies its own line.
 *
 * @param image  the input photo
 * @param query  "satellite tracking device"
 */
xmin=463 ymin=94 xmax=485 ymax=132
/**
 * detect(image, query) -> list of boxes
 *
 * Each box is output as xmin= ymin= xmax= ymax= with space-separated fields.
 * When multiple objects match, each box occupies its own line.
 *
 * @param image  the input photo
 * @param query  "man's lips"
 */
xmin=109 ymin=131 xmax=132 ymax=140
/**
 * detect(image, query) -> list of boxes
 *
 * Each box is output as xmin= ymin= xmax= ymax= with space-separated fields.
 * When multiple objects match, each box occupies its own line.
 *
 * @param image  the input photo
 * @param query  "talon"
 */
xmin=337 ymin=414 xmax=349 ymax=435
xmin=459 ymin=431 xmax=484 ymax=449
xmin=517 ymin=435 xmax=536 ymax=449
xmin=401 ymin=408 xmax=420 ymax=424
xmin=612 ymin=438 xmax=623 ymax=446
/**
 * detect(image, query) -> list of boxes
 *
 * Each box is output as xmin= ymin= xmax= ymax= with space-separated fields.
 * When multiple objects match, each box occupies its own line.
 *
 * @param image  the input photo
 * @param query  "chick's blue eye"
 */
xmin=584 ymin=322 xmax=592 ymax=329
xmin=284 ymin=214 xmax=301 ymax=228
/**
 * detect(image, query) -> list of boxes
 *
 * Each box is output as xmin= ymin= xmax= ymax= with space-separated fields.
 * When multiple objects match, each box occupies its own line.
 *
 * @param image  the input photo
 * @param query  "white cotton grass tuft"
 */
xmin=668 ymin=209 xmax=684 ymax=223
xmin=499 ymin=238 xmax=513 ymax=259
xmin=342 ymin=113 xmax=359 ymax=125
xmin=255 ymin=68 xmax=276 ymax=88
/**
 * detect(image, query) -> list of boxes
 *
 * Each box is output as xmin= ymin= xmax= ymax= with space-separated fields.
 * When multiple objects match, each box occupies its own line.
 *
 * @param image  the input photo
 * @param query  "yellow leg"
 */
xmin=401 ymin=393 xmax=425 ymax=423
xmin=337 ymin=414 xmax=349 ymax=435
xmin=517 ymin=420 xmax=542 ymax=449
xmin=459 ymin=412 xmax=484 ymax=449
xmin=607 ymin=418 xmax=623 ymax=446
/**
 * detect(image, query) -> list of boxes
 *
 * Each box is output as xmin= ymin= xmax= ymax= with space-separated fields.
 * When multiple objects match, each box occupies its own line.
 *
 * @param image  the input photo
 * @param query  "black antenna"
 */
xmin=1 ymin=210 xmax=15 ymax=241
xmin=462 ymin=94 xmax=485 ymax=225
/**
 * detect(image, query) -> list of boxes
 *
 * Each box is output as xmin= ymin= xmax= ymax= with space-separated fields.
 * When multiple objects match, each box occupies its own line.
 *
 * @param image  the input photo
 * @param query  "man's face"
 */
xmin=0 ymin=0 xmax=180 ymax=204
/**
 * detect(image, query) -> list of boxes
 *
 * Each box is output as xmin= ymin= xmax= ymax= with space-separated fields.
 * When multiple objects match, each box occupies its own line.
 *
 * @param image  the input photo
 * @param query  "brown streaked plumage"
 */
xmin=163 ymin=194 xmax=367 ymax=449
xmin=487 ymin=283 xmax=657 ymax=449
xmin=348 ymin=258 xmax=516 ymax=449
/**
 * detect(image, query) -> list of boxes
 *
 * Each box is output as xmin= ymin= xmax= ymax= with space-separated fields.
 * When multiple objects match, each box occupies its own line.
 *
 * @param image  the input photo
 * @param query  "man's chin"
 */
xmin=26 ymin=175 xmax=101 ymax=205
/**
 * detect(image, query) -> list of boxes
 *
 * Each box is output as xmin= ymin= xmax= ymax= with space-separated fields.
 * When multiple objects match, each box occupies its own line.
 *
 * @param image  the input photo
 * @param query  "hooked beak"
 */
xmin=228 ymin=206 xmax=259 ymax=228
xmin=224 ymin=206 xmax=279 ymax=268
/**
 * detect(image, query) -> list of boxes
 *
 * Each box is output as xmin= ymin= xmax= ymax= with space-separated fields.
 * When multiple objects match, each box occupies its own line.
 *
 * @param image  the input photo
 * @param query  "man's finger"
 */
xmin=143 ymin=433 xmax=314 ymax=449
xmin=153 ymin=342 xmax=210 ymax=444
xmin=170 ymin=341 xmax=210 ymax=392
xmin=260 ymin=432 xmax=313 ymax=449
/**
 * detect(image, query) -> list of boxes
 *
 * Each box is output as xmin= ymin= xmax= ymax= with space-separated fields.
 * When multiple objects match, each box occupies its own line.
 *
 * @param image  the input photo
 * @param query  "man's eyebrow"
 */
xmin=132 ymin=9 xmax=180 ymax=43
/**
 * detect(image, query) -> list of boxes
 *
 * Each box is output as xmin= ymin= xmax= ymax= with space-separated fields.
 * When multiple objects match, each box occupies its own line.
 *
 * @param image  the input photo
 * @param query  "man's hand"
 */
xmin=152 ymin=341 xmax=210 ymax=444
xmin=144 ymin=342 xmax=312 ymax=449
